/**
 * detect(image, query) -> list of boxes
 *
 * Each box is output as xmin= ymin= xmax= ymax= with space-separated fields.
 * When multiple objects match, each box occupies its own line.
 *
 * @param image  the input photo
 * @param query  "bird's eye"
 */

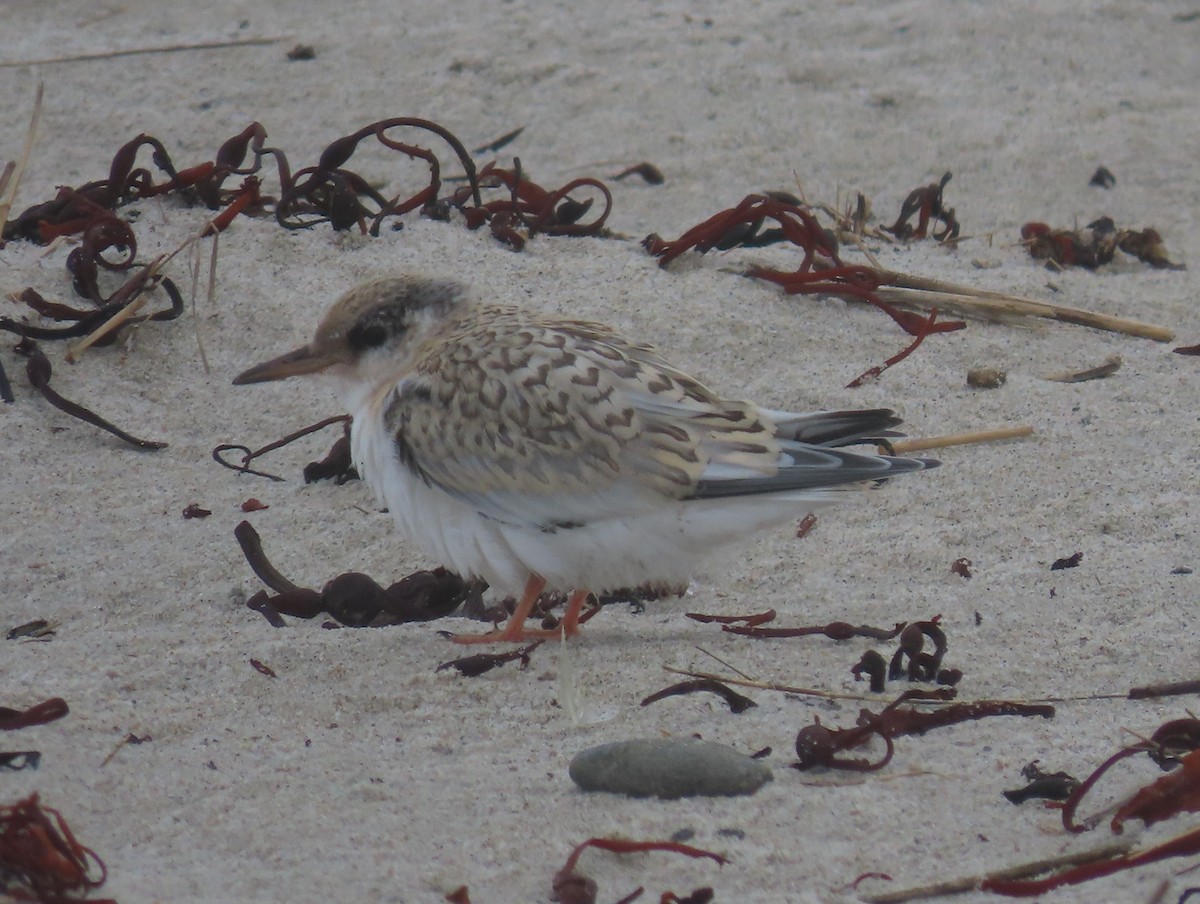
xmin=349 ymin=322 xmax=390 ymax=350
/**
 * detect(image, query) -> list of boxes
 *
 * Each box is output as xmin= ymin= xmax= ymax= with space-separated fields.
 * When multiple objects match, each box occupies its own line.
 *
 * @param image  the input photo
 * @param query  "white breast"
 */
xmin=348 ymin=392 xmax=826 ymax=595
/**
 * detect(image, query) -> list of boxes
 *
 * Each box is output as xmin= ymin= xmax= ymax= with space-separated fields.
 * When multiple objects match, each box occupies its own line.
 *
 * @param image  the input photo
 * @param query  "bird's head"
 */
xmin=233 ymin=275 xmax=467 ymax=391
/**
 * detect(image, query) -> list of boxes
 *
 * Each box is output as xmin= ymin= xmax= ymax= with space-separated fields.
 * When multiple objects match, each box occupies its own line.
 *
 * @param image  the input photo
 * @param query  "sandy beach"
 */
xmin=3 ymin=2 xmax=1199 ymax=901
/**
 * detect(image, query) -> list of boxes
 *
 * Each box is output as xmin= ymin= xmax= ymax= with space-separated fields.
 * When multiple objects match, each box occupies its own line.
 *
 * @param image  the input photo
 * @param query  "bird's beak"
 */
xmin=233 ymin=345 xmax=339 ymax=385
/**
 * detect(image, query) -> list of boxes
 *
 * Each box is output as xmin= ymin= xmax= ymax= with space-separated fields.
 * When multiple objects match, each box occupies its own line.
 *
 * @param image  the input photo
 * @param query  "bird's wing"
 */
xmin=378 ymin=312 xmax=786 ymax=528
xmin=379 ymin=312 xmax=926 ymax=528
xmin=614 ymin=344 xmax=933 ymax=499
xmin=376 ymin=316 xmax=690 ymax=529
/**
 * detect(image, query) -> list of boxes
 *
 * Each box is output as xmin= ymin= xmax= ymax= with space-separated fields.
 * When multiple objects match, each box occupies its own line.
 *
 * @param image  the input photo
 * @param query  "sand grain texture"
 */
xmin=2 ymin=2 xmax=1199 ymax=902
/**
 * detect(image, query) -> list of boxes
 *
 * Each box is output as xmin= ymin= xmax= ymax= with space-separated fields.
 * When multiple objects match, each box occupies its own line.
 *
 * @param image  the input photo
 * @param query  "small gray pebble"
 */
xmin=569 ymin=738 xmax=773 ymax=799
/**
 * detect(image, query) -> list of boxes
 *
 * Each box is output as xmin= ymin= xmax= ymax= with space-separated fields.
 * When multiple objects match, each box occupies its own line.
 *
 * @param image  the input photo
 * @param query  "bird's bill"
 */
xmin=232 ymin=345 xmax=338 ymax=385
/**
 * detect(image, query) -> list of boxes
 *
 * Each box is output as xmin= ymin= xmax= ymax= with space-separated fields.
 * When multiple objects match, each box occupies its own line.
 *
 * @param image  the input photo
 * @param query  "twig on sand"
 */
xmin=662 ymin=665 xmax=877 ymax=703
xmin=0 ymin=37 xmax=281 ymax=68
xmin=1044 ymin=355 xmax=1122 ymax=383
xmin=871 ymin=272 xmax=1174 ymax=342
xmin=0 ymin=82 xmax=43 ymax=227
xmin=884 ymin=425 xmax=1034 ymax=455
xmin=860 ymin=839 xmax=1135 ymax=903
xmin=64 ymin=203 xmax=235 ymax=363
xmin=64 ymin=257 xmax=165 ymax=362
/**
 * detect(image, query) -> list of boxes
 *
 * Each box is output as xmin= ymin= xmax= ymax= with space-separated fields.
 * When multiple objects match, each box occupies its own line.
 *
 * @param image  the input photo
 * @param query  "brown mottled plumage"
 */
xmin=235 ymin=275 xmax=936 ymax=643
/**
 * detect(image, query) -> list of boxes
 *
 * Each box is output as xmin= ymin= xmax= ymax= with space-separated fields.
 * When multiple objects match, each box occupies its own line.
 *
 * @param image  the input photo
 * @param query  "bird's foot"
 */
xmin=446 ymin=621 xmax=582 ymax=645
xmin=444 ymin=585 xmax=592 ymax=643
xmin=445 ymin=588 xmax=594 ymax=644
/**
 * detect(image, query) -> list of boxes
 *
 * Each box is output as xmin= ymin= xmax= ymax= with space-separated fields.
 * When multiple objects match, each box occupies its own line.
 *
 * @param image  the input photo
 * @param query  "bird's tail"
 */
xmin=766 ymin=407 xmax=906 ymax=447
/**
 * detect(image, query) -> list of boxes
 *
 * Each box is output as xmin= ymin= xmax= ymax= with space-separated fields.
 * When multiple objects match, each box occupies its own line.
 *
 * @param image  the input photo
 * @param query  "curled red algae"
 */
xmin=234 ymin=520 xmax=469 ymax=628
xmin=888 ymin=617 xmax=947 ymax=683
xmin=723 ymin=619 xmax=906 ymax=641
xmin=793 ymin=692 xmax=1052 ymax=772
xmin=465 ymin=160 xmax=613 ymax=238
xmin=553 ymin=837 xmax=726 ymax=903
xmin=201 ymin=176 xmax=262 ymax=236
xmin=1057 ymin=746 xmax=1144 ymax=834
xmin=848 ymin=871 xmax=893 ymax=890
xmin=794 ymin=718 xmax=895 ymax=772
xmin=685 ymin=609 xmax=777 ymax=627
xmin=0 ymin=698 xmax=70 ymax=731
xmin=5 ymin=127 xmax=268 ymax=324
xmin=644 ymin=194 xmax=962 ymax=385
xmin=845 ymin=307 xmax=946 ymax=388
xmin=3 ymin=269 xmax=183 ymax=347
xmin=1022 ymin=217 xmax=1185 ymax=270
xmin=639 ymin=678 xmax=757 ymax=714
xmin=1128 ymin=679 xmax=1200 ymax=700
xmin=213 ymin=414 xmax=353 ymax=483
xmin=5 ymin=118 xmax=612 ymax=344
xmin=274 ymin=116 xmax=480 ymax=234
xmin=1058 ymin=718 xmax=1200 ymax=834
xmin=0 ymin=793 xmax=112 ymax=904
xmin=1111 ymin=747 xmax=1200 ymax=832
xmin=437 ymin=641 xmax=543 ymax=678
xmin=884 ymin=171 xmax=959 ymax=241
xmin=645 ymin=194 xmax=837 ymax=269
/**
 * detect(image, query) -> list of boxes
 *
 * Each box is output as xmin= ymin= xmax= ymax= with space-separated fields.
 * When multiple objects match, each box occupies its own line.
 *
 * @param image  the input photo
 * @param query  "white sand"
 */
xmin=2 ymin=2 xmax=1199 ymax=901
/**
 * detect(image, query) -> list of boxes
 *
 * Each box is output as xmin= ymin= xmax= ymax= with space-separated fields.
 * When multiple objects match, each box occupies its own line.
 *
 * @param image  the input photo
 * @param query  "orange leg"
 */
xmin=450 ymin=578 xmax=592 ymax=644
xmin=557 ymin=589 xmax=590 ymax=637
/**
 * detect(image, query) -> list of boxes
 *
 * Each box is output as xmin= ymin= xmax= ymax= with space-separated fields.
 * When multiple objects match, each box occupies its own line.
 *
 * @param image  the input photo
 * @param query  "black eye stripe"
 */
xmin=348 ymin=321 xmax=391 ymax=350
